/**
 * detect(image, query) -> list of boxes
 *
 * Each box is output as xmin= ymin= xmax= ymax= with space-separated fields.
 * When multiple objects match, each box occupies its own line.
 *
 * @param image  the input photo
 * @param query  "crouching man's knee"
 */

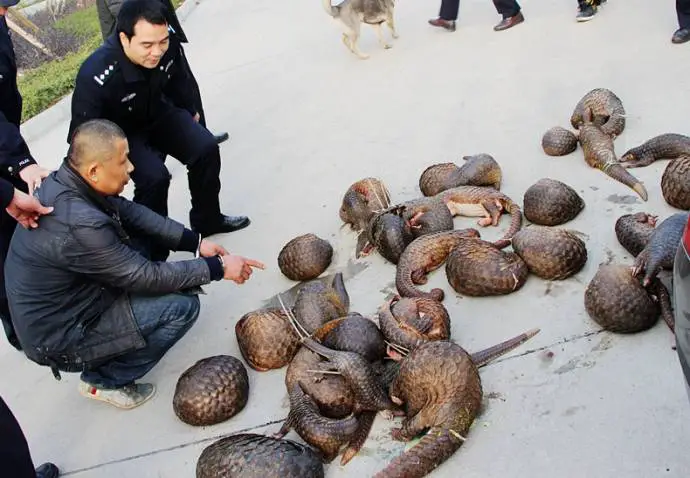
xmin=161 ymin=293 xmax=201 ymax=341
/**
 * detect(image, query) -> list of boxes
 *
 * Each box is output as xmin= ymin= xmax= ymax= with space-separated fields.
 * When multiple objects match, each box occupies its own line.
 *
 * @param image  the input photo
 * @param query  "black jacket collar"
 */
xmin=104 ymin=34 xmax=145 ymax=84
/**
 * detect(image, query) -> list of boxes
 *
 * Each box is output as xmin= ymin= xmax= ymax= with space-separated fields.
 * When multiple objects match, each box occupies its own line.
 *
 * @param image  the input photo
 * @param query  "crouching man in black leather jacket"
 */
xmin=4 ymin=119 xmax=264 ymax=410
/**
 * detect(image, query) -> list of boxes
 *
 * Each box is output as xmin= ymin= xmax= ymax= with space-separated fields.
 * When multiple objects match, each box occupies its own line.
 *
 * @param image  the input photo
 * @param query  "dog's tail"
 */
xmin=322 ymin=0 xmax=339 ymax=17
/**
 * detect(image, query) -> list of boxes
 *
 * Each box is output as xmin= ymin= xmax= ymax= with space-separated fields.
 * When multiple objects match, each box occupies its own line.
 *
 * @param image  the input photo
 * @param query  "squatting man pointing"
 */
xmin=5 ymin=119 xmax=265 ymax=410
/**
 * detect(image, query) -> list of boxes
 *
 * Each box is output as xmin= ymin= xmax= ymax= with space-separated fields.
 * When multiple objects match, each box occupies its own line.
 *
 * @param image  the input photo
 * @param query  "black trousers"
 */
xmin=177 ymin=44 xmax=207 ymax=129
xmin=678 ymin=0 xmax=690 ymax=29
xmin=128 ymin=107 xmax=222 ymax=261
xmin=439 ymin=0 xmax=521 ymax=21
xmin=0 ymin=395 xmax=35 ymax=478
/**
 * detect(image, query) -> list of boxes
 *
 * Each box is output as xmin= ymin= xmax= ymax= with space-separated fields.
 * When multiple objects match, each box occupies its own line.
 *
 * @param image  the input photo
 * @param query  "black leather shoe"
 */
xmin=672 ymin=28 xmax=690 ymax=44
xmin=36 ymin=463 xmax=60 ymax=478
xmin=194 ymin=215 xmax=250 ymax=237
xmin=214 ymin=132 xmax=229 ymax=144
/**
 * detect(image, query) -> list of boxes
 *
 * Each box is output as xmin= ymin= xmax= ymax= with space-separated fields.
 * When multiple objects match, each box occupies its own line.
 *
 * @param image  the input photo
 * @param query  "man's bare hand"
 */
xmin=221 ymin=254 xmax=265 ymax=284
xmin=19 ymin=164 xmax=51 ymax=195
xmin=6 ymin=189 xmax=53 ymax=229
xmin=193 ymin=112 xmax=200 ymax=123
xmin=199 ymin=239 xmax=228 ymax=257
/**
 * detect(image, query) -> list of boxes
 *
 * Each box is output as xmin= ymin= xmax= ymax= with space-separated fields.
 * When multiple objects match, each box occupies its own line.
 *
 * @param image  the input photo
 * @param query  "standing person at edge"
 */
xmin=0 ymin=0 xmax=51 ymax=350
xmin=428 ymin=0 xmax=524 ymax=32
xmin=69 ymin=0 xmax=249 ymax=262
xmin=673 ymin=0 xmax=690 ymax=44
xmin=575 ymin=0 xmax=606 ymax=22
xmin=95 ymin=0 xmax=229 ymax=143
xmin=0 ymin=178 xmax=58 ymax=478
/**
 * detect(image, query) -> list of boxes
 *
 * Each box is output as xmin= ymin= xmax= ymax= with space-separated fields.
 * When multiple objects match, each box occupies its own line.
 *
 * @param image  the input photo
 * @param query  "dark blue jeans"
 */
xmin=80 ymin=292 xmax=200 ymax=389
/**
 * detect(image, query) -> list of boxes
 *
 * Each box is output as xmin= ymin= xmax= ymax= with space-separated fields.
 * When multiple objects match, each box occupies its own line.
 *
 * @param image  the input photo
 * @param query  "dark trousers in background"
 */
xmin=0 ymin=395 xmax=36 ymax=478
xmin=80 ymin=292 xmax=200 ymax=389
xmin=177 ymin=45 xmax=207 ymax=128
xmin=678 ymin=0 xmax=690 ymax=29
xmin=439 ymin=0 xmax=521 ymax=21
xmin=127 ymin=107 xmax=222 ymax=261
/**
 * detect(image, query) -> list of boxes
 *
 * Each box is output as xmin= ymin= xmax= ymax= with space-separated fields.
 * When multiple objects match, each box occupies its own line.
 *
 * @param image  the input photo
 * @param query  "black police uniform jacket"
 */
xmin=67 ymin=33 xmax=196 ymax=142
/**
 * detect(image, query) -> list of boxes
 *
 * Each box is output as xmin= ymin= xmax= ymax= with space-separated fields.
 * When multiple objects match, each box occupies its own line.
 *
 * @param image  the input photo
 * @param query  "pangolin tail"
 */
xmin=649 ymin=279 xmax=675 ymax=332
xmin=373 ymin=426 xmax=465 ymax=478
xmin=470 ymin=328 xmax=540 ymax=368
xmin=602 ymin=163 xmax=648 ymax=201
xmin=493 ymin=202 xmax=523 ymax=249
xmin=341 ymin=411 xmax=377 ymax=465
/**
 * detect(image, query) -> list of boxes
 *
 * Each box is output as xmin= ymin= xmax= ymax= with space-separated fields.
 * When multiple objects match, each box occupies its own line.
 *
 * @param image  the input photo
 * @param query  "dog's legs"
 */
xmin=343 ymin=24 xmax=369 ymax=59
xmin=386 ymin=14 xmax=399 ymax=39
xmin=373 ymin=23 xmax=392 ymax=49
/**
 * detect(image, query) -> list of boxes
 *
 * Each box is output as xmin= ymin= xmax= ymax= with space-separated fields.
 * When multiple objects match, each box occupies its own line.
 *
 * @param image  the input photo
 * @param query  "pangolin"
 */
xmin=363 ymin=211 xmax=414 ymax=264
xmin=614 ymin=212 xmax=657 ymax=257
xmin=577 ymin=107 xmax=648 ymax=201
xmin=661 ymin=155 xmax=690 ymax=210
xmin=395 ymin=228 xmax=481 ymax=301
xmin=510 ymin=226 xmax=588 ymax=281
xmin=377 ymin=296 xmax=451 ymax=352
xmin=570 ymin=87 xmax=626 ymax=138
xmin=445 ymin=238 xmax=529 ymax=297
xmin=173 ymin=355 xmax=249 ymax=427
xmin=278 ymin=233 xmax=333 ymax=281
xmin=584 ymin=264 xmax=663 ymax=333
xmin=632 ymin=212 xmax=688 ymax=286
xmin=196 ymin=433 xmax=324 ymax=478
xmin=523 ymin=178 xmax=585 ymax=226
xmin=339 ymin=177 xmax=392 ymax=255
xmin=542 ymin=126 xmax=578 ymax=156
xmin=619 ymin=133 xmax=690 ymax=168
xmin=292 ymin=272 xmax=350 ymax=334
xmin=436 ymin=185 xmax=523 ymax=248
xmin=235 ymin=308 xmax=300 ymax=371
xmin=418 ymin=153 xmax=502 ymax=196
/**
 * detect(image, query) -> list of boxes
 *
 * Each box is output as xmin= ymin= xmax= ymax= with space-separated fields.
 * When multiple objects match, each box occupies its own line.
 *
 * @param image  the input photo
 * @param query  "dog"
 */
xmin=322 ymin=0 xmax=398 ymax=59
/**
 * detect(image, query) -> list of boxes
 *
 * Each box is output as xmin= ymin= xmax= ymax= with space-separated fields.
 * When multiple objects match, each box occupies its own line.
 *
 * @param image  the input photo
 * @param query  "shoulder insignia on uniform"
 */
xmin=93 ymin=64 xmax=116 ymax=87
xmin=120 ymin=93 xmax=137 ymax=103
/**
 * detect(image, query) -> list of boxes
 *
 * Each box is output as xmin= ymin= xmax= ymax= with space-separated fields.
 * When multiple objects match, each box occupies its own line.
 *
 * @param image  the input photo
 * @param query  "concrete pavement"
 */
xmin=3 ymin=0 xmax=690 ymax=476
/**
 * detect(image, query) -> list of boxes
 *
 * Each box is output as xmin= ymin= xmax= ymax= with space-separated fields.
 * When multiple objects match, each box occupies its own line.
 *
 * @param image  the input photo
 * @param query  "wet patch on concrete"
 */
xmin=607 ymin=194 xmax=638 ymax=204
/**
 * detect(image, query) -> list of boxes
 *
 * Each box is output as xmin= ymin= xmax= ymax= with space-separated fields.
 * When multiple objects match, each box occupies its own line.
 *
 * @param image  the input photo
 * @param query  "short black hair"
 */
xmin=116 ymin=0 xmax=168 ymax=39
xmin=67 ymin=119 xmax=127 ymax=168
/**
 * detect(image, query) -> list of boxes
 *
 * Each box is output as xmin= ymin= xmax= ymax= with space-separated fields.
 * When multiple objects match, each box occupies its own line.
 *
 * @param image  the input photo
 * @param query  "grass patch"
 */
xmin=54 ymin=4 xmax=101 ymax=39
xmin=18 ymin=0 xmax=187 ymax=123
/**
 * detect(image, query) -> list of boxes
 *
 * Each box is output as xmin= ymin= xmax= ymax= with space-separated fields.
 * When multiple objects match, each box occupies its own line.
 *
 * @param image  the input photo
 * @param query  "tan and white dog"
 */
xmin=322 ymin=0 xmax=398 ymax=59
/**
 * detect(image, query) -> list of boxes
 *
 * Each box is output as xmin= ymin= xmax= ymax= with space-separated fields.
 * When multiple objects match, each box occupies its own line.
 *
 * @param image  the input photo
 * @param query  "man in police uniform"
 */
xmin=69 ymin=0 xmax=249 ymax=262
xmin=0 ymin=0 xmax=50 ymax=350
xmin=95 ymin=0 xmax=228 ymax=143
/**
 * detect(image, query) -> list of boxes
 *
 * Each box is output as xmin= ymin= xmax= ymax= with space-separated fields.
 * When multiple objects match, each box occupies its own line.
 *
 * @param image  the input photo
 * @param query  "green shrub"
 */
xmin=54 ymin=4 xmax=101 ymax=39
xmin=19 ymin=35 xmax=101 ymax=122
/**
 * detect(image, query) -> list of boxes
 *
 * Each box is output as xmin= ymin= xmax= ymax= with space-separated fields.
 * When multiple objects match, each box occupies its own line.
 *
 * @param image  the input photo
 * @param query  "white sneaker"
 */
xmin=79 ymin=380 xmax=156 ymax=409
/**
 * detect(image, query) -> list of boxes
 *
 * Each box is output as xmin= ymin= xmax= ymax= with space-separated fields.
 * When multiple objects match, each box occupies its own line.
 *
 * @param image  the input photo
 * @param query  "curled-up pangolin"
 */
xmin=542 ymin=126 xmax=578 ymax=156
xmin=339 ymin=177 xmax=392 ymax=256
xmin=196 ymin=433 xmax=325 ymax=478
xmin=278 ymin=233 xmax=333 ymax=281
xmin=570 ymin=87 xmax=626 ymax=138
xmin=511 ymin=226 xmax=588 ymax=280
xmin=363 ymin=211 xmax=414 ymax=264
xmin=584 ymin=264 xmax=669 ymax=333
xmin=437 ymin=185 xmax=523 ymax=249
xmin=321 ymin=314 xmax=387 ymax=363
xmin=632 ymin=212 xmax=688 ymax=286
xmin=235 ymin=308 xmax=300 ymax=371
xmin=661 ymin=155 xmax=690 ymax=210
xmin=173 ymin=355 xmax=249 ymax=427
xmin=276 ymin=381 xmax=360 ymax=463
xmin=285 ymin=338 xmax=355 ymax=419
xmin=377 ymin=296 xmax=451 ymax=352
xmin=619 ymin=133 xmax=690 ymax=168
xmin=395 ymin=228 xmax=481 ymax=301
xmin=292 ymin=272 xmax=349 ymax=334
xmin=445 ymin=238 xmax=529 ymax=296
xmin=371 ymin=331 xmax=541 ymax=478
xmin=615 ymin=212 xmax=657 ymax=257
xmin=577 ymin=107 xmax=647 ymax=201
xmin=418 ymin=154 xmax=502 ymax=196
xmin=396 ymin=199 xmax=455 ymax=239
xmin=523 ymin=178 xmax=585 ymax=226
